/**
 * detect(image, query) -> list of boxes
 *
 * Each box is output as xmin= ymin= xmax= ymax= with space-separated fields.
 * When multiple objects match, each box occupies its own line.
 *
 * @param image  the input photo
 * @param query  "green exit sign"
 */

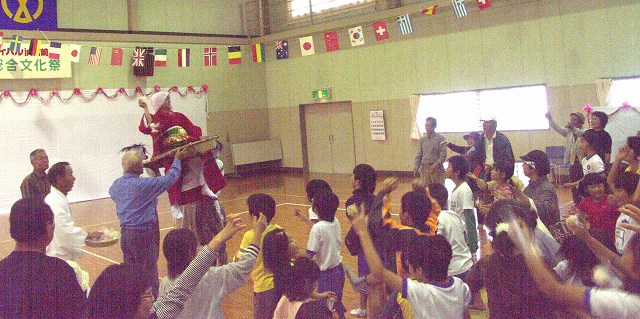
xmin=312 ymin=89 xmax=330 ymax=99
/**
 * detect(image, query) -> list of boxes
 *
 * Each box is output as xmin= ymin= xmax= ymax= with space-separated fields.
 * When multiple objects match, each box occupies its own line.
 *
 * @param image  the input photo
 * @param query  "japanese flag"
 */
xmin=68 ymin=44 xmax=81 ymax=62
xmin=299 ymin=36 xmax=315 ymax=56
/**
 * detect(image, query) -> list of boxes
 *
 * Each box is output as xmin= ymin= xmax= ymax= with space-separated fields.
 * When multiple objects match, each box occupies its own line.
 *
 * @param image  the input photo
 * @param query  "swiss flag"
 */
xmin=324 ymin=31 xmax=339 ymax=52
xmin=477 ymin=0 xmax=492 ymax=10
xmin=373 ymin=21 xmax=389 ymax=42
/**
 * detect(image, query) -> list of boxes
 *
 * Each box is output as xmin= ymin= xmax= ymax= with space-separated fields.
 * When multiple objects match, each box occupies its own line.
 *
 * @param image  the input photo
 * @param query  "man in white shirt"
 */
xmin=45 ymin=162 xmax=87 ymax=261
xmin=45 ymin=162 xmax=89 ymax=292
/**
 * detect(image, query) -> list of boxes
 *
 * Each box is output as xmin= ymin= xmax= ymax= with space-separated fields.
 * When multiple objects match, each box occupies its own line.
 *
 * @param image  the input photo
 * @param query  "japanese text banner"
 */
xmin=0 ymin=48 xmax=71 ymax=79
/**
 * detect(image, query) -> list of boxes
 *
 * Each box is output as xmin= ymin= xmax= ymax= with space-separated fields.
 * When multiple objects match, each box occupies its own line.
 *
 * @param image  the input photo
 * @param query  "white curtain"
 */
xmin=0 ymin=88 xmax=207 ymax=215
xmin=409 ymin=95 xmax=421 ymax=140
xmin=595 ymin=78 xmax=613 ymax=107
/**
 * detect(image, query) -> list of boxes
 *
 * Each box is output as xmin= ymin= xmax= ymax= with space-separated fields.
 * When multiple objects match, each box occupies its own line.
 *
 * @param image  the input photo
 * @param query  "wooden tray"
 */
xmin=85 ymin=237 xmax=119 ymax=248
xmin=145 ymin=136 xmax=218 ymax=165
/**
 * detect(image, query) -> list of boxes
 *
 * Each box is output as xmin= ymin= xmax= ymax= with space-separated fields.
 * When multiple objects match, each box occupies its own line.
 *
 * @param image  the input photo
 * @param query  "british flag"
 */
xmin=132 ymin=48 xmax=145 ymax=67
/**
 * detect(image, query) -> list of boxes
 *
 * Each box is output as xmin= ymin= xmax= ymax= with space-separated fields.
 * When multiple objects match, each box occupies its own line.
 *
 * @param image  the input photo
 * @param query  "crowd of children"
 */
xmin=5 ymin=108 xmax=640 ymax=319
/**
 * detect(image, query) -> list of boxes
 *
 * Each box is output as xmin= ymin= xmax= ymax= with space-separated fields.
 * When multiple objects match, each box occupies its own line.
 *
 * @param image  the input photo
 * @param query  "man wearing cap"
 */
xmin=414 ymin=117 xmax=447 ymax=185
xmin=469 ymin=116 xmax=515 ymax=180
xmin=546 ymin=111 xmax=585 ymax=201
xmin=518 ymin=150 xmax=560 ymax=228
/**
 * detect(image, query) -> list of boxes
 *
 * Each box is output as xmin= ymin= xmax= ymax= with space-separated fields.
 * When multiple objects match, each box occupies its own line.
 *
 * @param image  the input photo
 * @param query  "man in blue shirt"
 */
xmin=109 ymin=146 xmax=193 ymax=297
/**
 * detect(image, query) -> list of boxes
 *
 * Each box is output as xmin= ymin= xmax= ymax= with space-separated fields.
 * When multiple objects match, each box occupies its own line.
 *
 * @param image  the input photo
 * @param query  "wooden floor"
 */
xmin=0 ymin=171 xmax=573 ymax=319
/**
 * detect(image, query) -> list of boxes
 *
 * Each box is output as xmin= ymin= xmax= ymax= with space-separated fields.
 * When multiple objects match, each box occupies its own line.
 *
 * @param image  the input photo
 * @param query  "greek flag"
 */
xmin=397 ymin=15 xmax=414 ymax=35
xmin=451 ymin=0 xmax=468 ymax=18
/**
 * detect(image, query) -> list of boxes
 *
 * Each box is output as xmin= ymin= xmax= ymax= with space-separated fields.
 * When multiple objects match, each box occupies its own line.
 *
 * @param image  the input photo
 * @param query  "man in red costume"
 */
xmin=138 ymin=92 xmax=227 ymax=262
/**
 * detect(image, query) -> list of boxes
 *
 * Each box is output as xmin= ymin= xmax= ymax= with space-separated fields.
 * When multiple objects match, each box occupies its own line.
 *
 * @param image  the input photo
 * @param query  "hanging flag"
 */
xmin=252 ymin=43 xmax=264 ymax=63
xmin=372 ymin=21 xmax=388 ymax=42
xmin=132 ymin=48 xmax=145 ymax=67
xmin=204 ymin=47 xmax=217 ymax=66
xmin=49 ymin=42 xmax=62 ymax=60
xmin=155 ymin=49 xmax=167 ymax=67
xmin=349 ymin=26 xmax=364 ymax=47
xmin=133 ymin=47 xmax=154 ymax=76
xmin=8 ymin=35 xmax=22 ymax=54
xmin=228 ymin=46 xmax=241 ymax=64
xmin=397 ymin=15 xmax=414 ymax=35
xmin=88 ymin=47 xmax=102 ymax=65
xmin=422 ymin=5 xmax=438 ymax=15
xmin=178 ymin=48 xmax=190 ymax=67
xmin=324 ymin=31 xmax=339 ymax=52
xmin=29 ymin=39 xmax=41 ymax=56
xmin=276 ymin=40 xmax=289 ymax=60
xmin=69 ymin=44 xmax=81 ymax=62
xmin=111 ymin=48 xmax=123 ymax=66
xmin=299 ymin=36 xmax=315 ymax=56
xmin=477 ymin=0 xmax=492 ymax=10
xmin=451 ymin=0 xmax=468 ymax=18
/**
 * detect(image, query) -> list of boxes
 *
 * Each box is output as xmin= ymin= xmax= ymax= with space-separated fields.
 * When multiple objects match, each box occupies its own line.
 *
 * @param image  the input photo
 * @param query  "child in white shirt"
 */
xmin=307 ymin=190 xmax=346 ymax=318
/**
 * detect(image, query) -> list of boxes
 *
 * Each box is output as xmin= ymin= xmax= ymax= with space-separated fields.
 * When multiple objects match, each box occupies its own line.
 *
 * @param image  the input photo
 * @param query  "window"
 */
xmin=415 ymin=85 xmax=549 ymax=134
xmin=609 ymin=77 xmax=640 ymax=107
xmin=291 ymin=0 xmax=369 ymax=17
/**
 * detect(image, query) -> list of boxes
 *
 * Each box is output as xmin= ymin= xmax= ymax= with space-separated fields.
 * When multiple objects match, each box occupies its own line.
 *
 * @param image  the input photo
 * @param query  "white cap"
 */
xmin=480 ymin=115 xmax=497 ymax=121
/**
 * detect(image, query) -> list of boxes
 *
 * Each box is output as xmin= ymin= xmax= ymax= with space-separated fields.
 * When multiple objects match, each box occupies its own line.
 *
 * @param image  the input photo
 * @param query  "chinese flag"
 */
xmin=111 ymin=48 xmax=123 ymax=66
xmin=477 ymin=0 xmax=492 ymax=10
xmin=324 ymin=31 xmax=339 ymax=52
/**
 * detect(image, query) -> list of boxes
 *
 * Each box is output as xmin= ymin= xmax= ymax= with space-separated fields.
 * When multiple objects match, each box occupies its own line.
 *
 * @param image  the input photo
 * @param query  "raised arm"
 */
xmin=509 ymin=220 xmax=587 ymax=311
xmin=351 ymin=203 xmax=403 ymax=292
xmin=151 ymin=213 xmax=262 ymax=318
xmin=607 ymin=147 xmax=628 ymax=191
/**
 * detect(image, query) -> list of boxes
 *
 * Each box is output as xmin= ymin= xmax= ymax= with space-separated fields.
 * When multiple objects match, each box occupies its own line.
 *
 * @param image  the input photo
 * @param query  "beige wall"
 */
xmin=57 ymin=0 xmax=244 ymax=34
xmin=264 ymin=0 xmax=640 ymax=171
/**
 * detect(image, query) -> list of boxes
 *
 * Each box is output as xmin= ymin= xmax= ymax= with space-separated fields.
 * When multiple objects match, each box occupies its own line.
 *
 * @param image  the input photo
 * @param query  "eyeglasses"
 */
xmin=523 ymin=161 xmax=536 ymax=169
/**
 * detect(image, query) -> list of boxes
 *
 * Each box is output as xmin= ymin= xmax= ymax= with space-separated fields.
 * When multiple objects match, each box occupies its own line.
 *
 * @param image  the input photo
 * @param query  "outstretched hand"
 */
xmin=216 ymin=213 xmax=246 ymax=243
xmin=138 ymin=98 xmax=148 ymax=109
xmin=253 ymin=213 xmax=268 ymax=237
xmin=350 ymin=203 xmax=369 ymax=235
xmin=507 ymin=219 xmax=538 ymax=257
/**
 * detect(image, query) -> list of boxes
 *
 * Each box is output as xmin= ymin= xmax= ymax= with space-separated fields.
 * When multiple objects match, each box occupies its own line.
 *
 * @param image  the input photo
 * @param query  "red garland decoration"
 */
xmin=0 ymin=86 xmax=209 ymax=106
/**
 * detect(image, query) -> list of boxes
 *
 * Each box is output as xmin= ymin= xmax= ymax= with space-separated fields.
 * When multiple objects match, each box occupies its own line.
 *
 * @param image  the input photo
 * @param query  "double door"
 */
xmin=304 ymin=102 xmax=355 ymax=174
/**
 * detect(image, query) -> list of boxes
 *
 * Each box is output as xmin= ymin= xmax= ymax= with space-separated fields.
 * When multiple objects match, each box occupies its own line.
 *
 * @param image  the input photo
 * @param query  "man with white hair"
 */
xmin=109 ymin=146 xmax=192 ymax=297
xmin=469 ymin=116 xmax=515 ymax=181
xmin=20 ymin=149 xmax=51 ymax=201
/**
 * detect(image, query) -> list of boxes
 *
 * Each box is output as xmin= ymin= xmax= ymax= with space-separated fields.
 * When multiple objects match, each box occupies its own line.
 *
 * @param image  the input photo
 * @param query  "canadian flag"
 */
xmin=477 ymin=0 xmax=492 ymax=10
xmin=299 ymin=36 xmax=315 ymax=56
